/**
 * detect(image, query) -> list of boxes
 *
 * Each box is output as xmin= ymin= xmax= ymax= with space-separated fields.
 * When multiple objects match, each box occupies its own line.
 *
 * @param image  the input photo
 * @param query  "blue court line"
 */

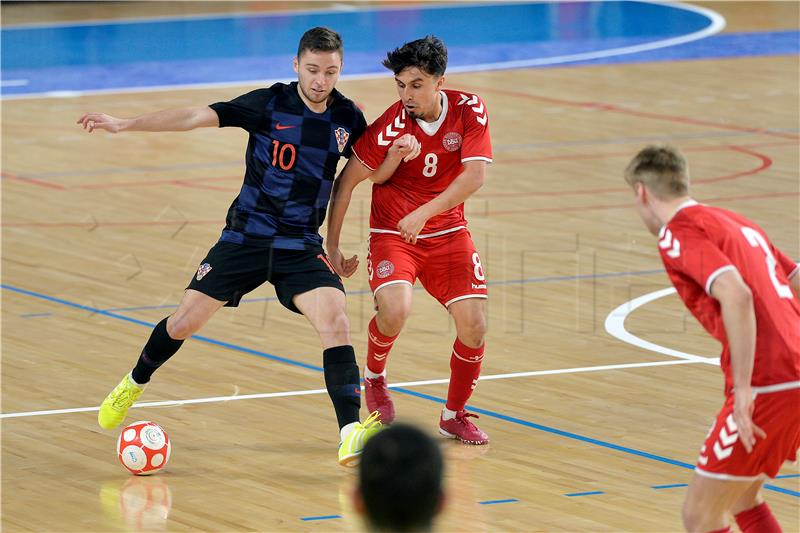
xmin=3 ymin=282 xmax=797 ymax=499
xmin=1 ymin=284 xmax=322 ymax=372
xmin=479 ymin=498 xmax=519 ymax=505
xmin=300 ymin=515 xmax=341 ymax=521
xmin=565 ymin=491 xmax=605 ymax=497
xmin=101 ymin=268 xmax=664 ymax=313
xmin=20 ymin=312 xmax=53 ymax=318
xmin=777 ymin=474 xmax=800 ymax=479
xmin=652 ymin=483 xmax=688 ymax=490
xmin=387 ymin=387 xmax=799 ymax=498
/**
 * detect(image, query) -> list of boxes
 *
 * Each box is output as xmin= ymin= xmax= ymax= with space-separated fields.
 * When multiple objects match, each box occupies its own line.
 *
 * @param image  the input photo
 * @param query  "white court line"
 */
xmin=605 ymin=287 xmax=719 ymax=365
xmin=0 ymin=358 xmax=701 ymax=420
xmin=1 ymin=1 xmax=724 ymax=100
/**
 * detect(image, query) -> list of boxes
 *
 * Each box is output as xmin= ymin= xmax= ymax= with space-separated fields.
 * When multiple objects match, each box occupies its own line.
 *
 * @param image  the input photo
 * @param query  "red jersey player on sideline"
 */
xmin=327 ymin=36 xmax=492 ymax=444
xmin=624 ymin=145 xmax=800 ymax=533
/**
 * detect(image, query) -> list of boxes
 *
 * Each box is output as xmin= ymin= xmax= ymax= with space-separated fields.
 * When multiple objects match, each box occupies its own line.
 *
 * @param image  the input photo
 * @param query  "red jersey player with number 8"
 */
xmin=327 ymin=36 xmax=492 ymax=444
xmin=624 ymin=145 xmax=800 ymax=533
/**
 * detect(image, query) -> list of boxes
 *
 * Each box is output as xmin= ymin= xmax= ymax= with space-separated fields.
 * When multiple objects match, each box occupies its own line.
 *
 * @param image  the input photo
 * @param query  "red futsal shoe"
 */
xmin=365 ymin=376 xmax=395 ymax=424
xmin=439 ymin=410 xmax=489 ymax=445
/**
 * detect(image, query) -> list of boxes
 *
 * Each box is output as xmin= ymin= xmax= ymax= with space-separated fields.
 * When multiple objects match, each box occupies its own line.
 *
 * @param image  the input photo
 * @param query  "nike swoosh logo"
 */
xmin=275 ymin=123 xmax=296 ymax=130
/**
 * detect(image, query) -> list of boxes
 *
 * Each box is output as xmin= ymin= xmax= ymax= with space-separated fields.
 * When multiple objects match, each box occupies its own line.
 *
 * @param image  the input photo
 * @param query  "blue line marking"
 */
xmin=565 ymin=491 xmax=604 ymax=497
xmin=3 ymin=282 xmax=797 ymax=498
xmin=20 ymin=312 xmax=53 ymax=318
xmin=776 ymin=474 xmax=800 ymax=479
xmin=300 ymin=515 xmax=342 ymax=521
xmin=479 ymin=498 xmax=519 ymax=505
xmin=652 ymin=483 xmax=688 ymax=490
xmin=1 ymin=284 xmax=322 ymax=372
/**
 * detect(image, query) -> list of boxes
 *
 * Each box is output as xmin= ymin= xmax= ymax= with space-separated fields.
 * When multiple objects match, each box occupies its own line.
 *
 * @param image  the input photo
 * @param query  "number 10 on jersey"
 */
xmin=271 ymin=140 xmax=297 ymax=171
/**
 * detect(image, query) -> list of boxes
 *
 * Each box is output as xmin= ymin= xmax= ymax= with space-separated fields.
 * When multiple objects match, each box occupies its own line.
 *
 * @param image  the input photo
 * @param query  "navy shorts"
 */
xmin=186 ymin=241 xmax=344 ymax=314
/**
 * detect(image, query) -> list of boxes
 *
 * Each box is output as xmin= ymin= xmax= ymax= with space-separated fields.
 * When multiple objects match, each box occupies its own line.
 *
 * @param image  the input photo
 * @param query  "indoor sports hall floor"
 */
xmin=2 ymin=2 xmax=798 ymax=531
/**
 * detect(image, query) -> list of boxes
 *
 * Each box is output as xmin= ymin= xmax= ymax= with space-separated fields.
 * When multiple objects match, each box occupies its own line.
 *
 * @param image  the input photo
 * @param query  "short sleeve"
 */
xmin=460 ymin=95 xmax=492 ymax=163
xmin=209 ymin=88 xmax=271 ymax=131
xmin=352 ymin=105 xmax=400 ymax=171
xmin=659 ymin=223 xmax=735 ymax=295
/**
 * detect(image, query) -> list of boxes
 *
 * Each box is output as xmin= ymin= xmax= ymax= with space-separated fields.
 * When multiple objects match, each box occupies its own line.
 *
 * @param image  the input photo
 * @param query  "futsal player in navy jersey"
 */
xmin=77 ymin=27 xmax=382 ymax=466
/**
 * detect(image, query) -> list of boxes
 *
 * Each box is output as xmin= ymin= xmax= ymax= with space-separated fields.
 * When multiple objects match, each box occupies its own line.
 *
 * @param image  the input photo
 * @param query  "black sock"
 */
xmin=131 ymin=317 xmax=184 ymax=384
xmin=323 ymin=345 xmax=362 ymax=429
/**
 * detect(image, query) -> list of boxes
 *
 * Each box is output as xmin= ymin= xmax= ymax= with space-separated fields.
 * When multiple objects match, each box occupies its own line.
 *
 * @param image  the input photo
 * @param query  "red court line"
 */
xmin=482 ymin=191 xmax=798 ymax=217
xmin=4 ymin=192 xmax=795 ymax=229
xmin=479 ymin=144 xmax=774 ymax=198
xmin=458 ymin=85 xmax=800 ymax=141
xmin=1 ymin=172 xmax=65 ymax=190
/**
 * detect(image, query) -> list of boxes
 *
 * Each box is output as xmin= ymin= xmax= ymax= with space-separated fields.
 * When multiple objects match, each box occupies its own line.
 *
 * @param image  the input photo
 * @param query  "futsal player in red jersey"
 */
xmin=624 ymin=145 xmax=800 ymax=533
xmin=326 ymin=36 xmax=493 ymax=444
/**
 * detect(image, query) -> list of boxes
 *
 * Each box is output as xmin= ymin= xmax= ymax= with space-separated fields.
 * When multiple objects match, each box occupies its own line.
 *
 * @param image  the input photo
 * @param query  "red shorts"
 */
xmin=366 ymin=230 xmax=488 ymax=307
xmin=695 ymin=385 xmax=800 ymax=480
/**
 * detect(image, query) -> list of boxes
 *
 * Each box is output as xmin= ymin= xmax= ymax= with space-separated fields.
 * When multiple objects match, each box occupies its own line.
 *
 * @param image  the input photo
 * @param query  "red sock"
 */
xmin=446 ymin=338 xmax=484 ymax=411
xmin=366 ymin=317 xmax=397 ymax=375
xmin=735 ymin=502 xmax=782 ymax=533
xmin=706 ymin=528 xmax=732 ymax=533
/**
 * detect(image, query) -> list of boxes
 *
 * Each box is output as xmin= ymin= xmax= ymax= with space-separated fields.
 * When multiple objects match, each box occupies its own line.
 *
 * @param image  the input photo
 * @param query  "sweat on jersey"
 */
xmin=352 ymin=89 xmax=492 ymax=239
xmin=209 ymin=82 xmax=366 ymax=250
xmin=658 ymin=200 xmax=800 ymax=396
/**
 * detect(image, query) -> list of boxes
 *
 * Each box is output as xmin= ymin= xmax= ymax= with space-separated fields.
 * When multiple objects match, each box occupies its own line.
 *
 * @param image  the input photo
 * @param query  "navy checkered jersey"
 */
xmin=209 ymin=82 xmax=366 ymax=249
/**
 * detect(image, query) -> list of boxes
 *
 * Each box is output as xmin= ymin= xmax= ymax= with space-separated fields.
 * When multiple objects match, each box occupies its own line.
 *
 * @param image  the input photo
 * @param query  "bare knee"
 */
xmin=457 ymin=314 xmax=487 ymax=347
xmin=317 ymin=310 xmax=351 ymax=348
xmin=166 ymin=313 xmax=199 ymax=340
xmin=376 ymin=303 xmax=411 ymax=336
xmin=681 ymin=499 xmax=703 ymax=532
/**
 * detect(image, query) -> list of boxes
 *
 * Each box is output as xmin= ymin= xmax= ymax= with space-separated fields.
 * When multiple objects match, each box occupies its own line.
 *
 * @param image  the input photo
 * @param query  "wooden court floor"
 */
xmin=2 ymin=2 xmax=798 ymax=532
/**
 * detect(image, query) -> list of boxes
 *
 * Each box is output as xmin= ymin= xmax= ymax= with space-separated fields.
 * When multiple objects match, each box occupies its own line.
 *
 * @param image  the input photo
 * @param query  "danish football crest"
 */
xmin=376 ymin=260 xmax=394 ymax=279
xmin=196 ymin=262 xmax=212 ymax=281
xmin=334 ymin=127 xmax=350 ymax=153
xmin=442 ymin=132 xmax=462 ymax=152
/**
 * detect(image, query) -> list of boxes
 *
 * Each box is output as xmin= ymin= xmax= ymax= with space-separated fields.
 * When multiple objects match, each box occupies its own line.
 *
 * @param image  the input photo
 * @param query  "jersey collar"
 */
xmin=415 ymin=91 xmax=448 ymax=136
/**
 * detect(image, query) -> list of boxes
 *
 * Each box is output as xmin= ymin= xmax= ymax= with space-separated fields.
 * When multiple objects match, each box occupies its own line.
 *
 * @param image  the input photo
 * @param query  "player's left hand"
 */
xmin=397 ymin=208 xmax=429 ymax=244
xmin=732 ymin=386 xmax=766 ymax=453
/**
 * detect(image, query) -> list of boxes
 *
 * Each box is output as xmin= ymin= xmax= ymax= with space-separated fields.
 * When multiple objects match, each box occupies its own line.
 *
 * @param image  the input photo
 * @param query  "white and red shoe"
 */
xmin=439 ymin=410 xmax=489 ymax=445
xmin=365 ymin=376 xmax=395 ymax=424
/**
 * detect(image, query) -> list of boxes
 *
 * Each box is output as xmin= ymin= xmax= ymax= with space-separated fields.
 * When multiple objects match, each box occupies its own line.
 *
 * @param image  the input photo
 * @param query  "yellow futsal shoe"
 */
xmin=98 ymin=374 xmax=144 ymax=430
xmin=338 ymin=411 xmax=384 ymax=467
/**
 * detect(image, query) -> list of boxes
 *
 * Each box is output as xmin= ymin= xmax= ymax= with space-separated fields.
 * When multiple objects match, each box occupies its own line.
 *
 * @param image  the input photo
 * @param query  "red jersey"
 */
xmin=658 ymin=200 xmax=800 ymax=395
xmin=352 ymin=89 xmax=492 ymax=237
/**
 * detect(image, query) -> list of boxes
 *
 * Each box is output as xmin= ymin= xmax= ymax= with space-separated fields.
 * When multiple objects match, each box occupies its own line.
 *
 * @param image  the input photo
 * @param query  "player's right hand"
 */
xmin=326 ymin=247 xmax=359 ymax=278
xmin=77 ymin=112 xmax=124 ymax=133
xmin=389 ymin=133 xmax=421 ymax=162
xmin=732 ymin=386 xmax=766 ymax=453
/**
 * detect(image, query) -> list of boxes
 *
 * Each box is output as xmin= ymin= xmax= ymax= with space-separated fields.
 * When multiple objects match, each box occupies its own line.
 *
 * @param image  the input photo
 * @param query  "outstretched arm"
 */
xmin=326 ymin=157 xmax=374 ymax=277
xmin=396 ymin=160 xmax=486 ymax=243
xmin=709 ymin=269 xmax=765 ymax=453
xmin=77 ymin=106 xmax=219 ymax=133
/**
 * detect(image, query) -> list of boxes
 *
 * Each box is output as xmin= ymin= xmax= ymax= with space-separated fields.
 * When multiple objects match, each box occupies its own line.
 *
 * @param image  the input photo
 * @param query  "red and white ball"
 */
xmin=117 ymin=421 xmax=171 ymax=475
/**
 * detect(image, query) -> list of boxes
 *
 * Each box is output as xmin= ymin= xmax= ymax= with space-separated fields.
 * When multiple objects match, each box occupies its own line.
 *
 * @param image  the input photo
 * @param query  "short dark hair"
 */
xmin=382 ymin=35 xmax=447 ymax=77
xmin=359 ymin=424 xmax=444 ymax=532
xmin=297 ymin=27 xmax=343 ymax=58
xmin=624 ymin=144 xmax=690 ymax=199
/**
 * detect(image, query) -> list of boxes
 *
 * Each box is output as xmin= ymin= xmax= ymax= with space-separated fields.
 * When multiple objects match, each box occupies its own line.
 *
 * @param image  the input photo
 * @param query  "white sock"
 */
xmin=340 ymin=421 xmax=358 ymax=441
xmin=442 ymin=407 xmax=457 ymax=420
xmin=364 ymin=368 xmax=387 ymax=380
xmin=128 ymin=373 xmax=146 ymax=388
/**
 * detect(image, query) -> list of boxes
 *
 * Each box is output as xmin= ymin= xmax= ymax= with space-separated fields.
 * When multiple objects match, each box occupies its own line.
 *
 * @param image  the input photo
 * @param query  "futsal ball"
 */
xmin=117 ymin=421 xmax=171 ymax=475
